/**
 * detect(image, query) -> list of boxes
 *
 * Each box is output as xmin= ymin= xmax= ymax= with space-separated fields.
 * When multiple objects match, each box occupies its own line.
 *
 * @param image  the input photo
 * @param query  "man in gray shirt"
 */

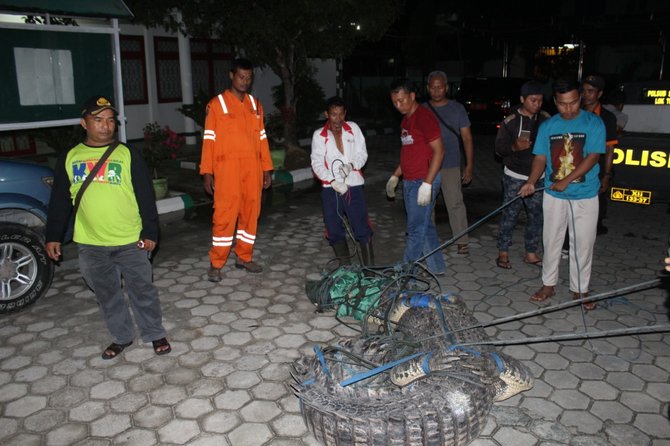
xmin=424 ymin=71 xmax=474 ymax=254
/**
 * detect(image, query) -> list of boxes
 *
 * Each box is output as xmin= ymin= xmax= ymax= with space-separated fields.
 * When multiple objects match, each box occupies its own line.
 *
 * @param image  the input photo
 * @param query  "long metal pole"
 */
xmin=111 ymin=18 xmax=127 ymax=142
xmin=659 ymin=31 xmax=666 ymax=80
xmin=502 ymin=42 xmax=509 ymax=78
xmin=577 ymin=40 xmax=584 ymax=82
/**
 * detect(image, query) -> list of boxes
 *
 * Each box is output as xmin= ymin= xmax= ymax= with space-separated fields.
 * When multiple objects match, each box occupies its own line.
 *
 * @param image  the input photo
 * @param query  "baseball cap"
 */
xmin=81 ymin=96 xmax=118 ymax=116
xmin=582 ymin=75 xmax=605 ymax=91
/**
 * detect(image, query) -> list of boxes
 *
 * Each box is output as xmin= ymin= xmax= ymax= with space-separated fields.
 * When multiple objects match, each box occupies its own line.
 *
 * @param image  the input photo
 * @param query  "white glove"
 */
xmin=339 ymin=163 xmax=353 ymax=179
xmin=386 ymin=175 xmax=399 ymax=198
xmin=417 ymin=182 xmax=432 ymax=206
xmin=331 ymin=181 xmax=348 ymax=195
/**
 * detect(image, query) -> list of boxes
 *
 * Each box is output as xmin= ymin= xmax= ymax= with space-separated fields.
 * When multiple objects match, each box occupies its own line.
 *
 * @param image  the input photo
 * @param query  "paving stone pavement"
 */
xmin=1 ymin=134 xmax=669 ymax=445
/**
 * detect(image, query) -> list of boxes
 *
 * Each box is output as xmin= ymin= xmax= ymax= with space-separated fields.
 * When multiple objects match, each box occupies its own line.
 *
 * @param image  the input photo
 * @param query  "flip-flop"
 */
xmin=457 ymin=244 xmax=469 ymax=255
xmin=101 ymin=341 xmax=132 ymax=360
xmin=530 ymin=286 xmax=555 ymax=302
xmin=496 ymin=257 xmax=512 ymax=269
xmin=152 ymin=337 xmax=172 ymax=355
xmin=523 ymin=256 xmax=543 ymax=267
xmin=573 ymin=292 xmax=596 ymax=311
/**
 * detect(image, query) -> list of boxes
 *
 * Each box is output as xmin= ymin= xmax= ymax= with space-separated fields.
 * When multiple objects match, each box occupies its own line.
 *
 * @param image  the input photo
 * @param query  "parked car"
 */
xmin=0 ymin=160 xmax=55 ymax=313
xmin=455 ymin=77 xmax=528 ymax=132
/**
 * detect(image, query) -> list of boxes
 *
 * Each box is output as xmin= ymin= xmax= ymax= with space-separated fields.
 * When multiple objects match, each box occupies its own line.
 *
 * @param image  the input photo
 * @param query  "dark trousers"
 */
xmin=321 ymin=185 xmax=372 ymax=245
xmin=78 ymin=243 xmax=167 ymax=344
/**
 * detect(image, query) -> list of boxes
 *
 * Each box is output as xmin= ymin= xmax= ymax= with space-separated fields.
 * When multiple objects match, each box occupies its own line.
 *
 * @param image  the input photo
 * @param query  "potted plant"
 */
xmin=142 ymin=122 xmax=185 ymax=199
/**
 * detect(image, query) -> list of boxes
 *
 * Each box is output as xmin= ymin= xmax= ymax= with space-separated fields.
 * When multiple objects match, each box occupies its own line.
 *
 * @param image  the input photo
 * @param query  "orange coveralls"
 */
xmin=200 ymin=91 xmax=273 ymax=268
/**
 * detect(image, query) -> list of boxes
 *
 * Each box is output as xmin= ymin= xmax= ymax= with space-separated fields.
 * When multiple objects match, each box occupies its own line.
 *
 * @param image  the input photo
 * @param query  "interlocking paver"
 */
xmin=133 ymin=405 xmax=172 ymax=428
xmin=128 ymin=373 xmax=164 ymax=392
xmin=592 ymin=400 xmax=634 ymax=423
xmin=604 ymin=423 xmax=651 ymax=446
xmin=635 ymin=414 xmax=670 ymax=438
xmin=607 ymin=372 xmax=646 ymax=391
xmin=113 ymin=428 xmax=157 ymax=446
xmin=23 ymin=408 xmax=65 ymax=432
xmin=0 ymin=417 xmax=19 ymax=440
xmin=560 ymin=410 xmax=603 ymax=434
xmin=620 ymin=391 xmax=662 ymax=413
xmin=175 ymin=397 xmax=214 ymax=419
xmin=493 ymin=426 xmax=536 ymax=446
xmin=529 ymin=420 xmax=571 ymax=443
xmin=188 ymin=434 xmax=231 ymax=446
xmin=90 ymin=380 xmax=126 ymax=400
xmin=228 ymin=423 xmax=273 ymax=446
xmin=201 ymin=411 xmax=241 ymax=434
xmin=49 ymin=387 xmax=87 ymax=408
xmin=569 ymin=362 xmax=607 ymax=380
xmin=149 ymin=384 xmax=187 ymax=405
xmin=579 ymin=380 xmax=618 ymax=400
xmin=90 ymin=414 xmax=132 ymax=437
xmin=69 ymin=401 xmax=106 ymax=422
xmin=45 ymin=423 xmax=87 ymax=446
xmin=109 ymin=393 xmax=148 ymax=412
xmin=157 ymin=419 xmax=199 ymax=444
xmin=632 ymin=364 xmax=668 ymax=382
xmin=543 ymin=370 xmax=580 ymax=389
xmin=3 ymin=433 xmax=42 ymax=446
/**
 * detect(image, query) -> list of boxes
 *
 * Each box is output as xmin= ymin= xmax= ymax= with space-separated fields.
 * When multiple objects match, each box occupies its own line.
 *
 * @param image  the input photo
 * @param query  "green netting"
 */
xmin=326 ymin=268 xmax=392 ymax=320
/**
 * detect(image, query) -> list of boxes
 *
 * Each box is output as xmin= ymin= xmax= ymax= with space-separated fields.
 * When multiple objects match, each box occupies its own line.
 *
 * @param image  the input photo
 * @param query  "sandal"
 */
xmin=152 ymin=337 xmax=172 ymax=355
xmin=496 ymin=254 xmax=512 ymax=269
xmin=573 ymin=292 xmax=596 ymax=311
xmin=101 ymin=341 xmax=132 ymax=360
xmin=457 ymin=244 xmax=469 ymax=255
xmin=530 ymin=286 xmax=555 ymax=302
xmin=523 ymin=254 xmax=543 ymax=267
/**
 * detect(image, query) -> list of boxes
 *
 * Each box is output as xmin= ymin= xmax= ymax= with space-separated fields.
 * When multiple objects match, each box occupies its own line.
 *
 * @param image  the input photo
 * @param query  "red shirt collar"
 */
xmin=319 ymin=121 xmax=353 ymax=138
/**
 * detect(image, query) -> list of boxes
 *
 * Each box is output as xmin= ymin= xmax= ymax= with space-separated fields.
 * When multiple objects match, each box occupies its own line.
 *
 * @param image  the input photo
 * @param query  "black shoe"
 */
xmin=235 ymin=260 xmax=263 ymax=273
xmin=207 ymin=265 xmax=222 ymax=282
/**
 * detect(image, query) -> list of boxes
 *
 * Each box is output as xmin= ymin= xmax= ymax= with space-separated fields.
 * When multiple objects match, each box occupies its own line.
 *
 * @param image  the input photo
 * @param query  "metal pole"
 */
xmin=577 ymin=40 xmax=584 ymax=82
xmin=659 ymin=31 xmax=666 ymax=80
xmin=111 ymin=18 xmax=127 ymax=142
xmin=502 ymin=42 xmax=509 ymax=78
xmin=174 ymin=11 xmax=196 ymax=145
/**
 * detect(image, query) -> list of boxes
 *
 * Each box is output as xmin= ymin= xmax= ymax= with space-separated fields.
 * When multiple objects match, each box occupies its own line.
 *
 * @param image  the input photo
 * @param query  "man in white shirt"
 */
xmin=311 ymin=96 xmax=373 ymax=265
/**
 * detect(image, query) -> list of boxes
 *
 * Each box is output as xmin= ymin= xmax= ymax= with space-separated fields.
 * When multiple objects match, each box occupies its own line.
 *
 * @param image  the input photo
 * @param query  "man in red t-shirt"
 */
xmin=386 ymin=78 xmax=446 ymax=274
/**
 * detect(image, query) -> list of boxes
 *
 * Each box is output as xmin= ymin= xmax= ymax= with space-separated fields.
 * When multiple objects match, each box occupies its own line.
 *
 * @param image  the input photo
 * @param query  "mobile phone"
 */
xmin=519 ymin=130 xmax=531 ymax=140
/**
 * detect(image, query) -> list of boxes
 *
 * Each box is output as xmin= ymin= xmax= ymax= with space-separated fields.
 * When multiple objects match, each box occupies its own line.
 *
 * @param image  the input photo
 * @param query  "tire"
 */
xmin=0 ymin=223 xmax=54 ymax=314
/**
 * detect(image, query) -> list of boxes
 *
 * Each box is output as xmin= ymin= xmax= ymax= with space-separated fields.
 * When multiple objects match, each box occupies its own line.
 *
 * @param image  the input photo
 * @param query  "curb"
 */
xmin=166 ymin=159 xmax=315 ymax=188
xmin=156 ymin=191 xmax=195 ymax=222
xmin=165 ymin=128 xmax=395 ymax=190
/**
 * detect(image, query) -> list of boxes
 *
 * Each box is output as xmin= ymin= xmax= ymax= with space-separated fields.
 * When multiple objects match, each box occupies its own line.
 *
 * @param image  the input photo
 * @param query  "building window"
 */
xmin=155 ymin=37 xmax=182 ymax=103
xmin=119 ymin=35 xmax=148 ymax=104
xmin=190 ymin=39 xmax=232 ymax=98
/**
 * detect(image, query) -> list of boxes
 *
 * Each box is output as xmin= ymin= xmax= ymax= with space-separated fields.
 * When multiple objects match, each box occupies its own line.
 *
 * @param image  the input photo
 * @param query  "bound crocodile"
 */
xmin=292 ymin=292 xmax=534 ymax=446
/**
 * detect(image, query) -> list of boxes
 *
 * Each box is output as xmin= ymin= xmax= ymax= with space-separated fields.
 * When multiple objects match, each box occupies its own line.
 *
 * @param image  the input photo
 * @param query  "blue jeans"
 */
xmin=402 ymin=177 xmax=446 ymax=274
xmin=497 ymin=174 xmax=543 ymax=253
xmin=78 ymin=243 xmax=167 ymax=344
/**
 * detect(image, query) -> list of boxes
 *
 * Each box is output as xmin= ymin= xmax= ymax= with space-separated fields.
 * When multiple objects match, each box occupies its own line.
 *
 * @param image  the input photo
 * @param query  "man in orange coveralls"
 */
xmin=201 ymin=58 xmax=273 ymax=282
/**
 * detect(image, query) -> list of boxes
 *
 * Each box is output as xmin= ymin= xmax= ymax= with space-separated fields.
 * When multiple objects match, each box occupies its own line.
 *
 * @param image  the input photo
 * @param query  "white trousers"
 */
xmin=542 ymin=193 xmax=598 ymax=293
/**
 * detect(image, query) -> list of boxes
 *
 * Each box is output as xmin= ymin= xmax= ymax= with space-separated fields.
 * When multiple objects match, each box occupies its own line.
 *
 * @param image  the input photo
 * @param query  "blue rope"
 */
xmin=340 ymin=352 xmax=424 ymax=387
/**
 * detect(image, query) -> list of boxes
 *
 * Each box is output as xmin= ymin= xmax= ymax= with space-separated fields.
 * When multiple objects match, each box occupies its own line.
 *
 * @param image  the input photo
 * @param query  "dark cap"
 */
xmin=81 ymin=96 xmax=117 ymax=116
xmin=520 ymin=80 xmax=544 ymax=97
xmin=582 ymin=75 xmax=605 ymax=91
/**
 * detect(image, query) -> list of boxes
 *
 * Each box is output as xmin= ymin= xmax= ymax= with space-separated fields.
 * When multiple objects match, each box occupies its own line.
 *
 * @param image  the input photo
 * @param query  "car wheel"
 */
xmin=0 ymin=223 xmax=54 ymax=314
